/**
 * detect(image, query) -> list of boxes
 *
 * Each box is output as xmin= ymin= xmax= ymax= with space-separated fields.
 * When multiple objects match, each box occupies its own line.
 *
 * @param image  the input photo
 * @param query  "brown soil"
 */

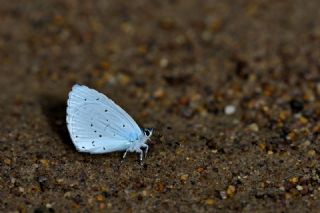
xmin=1 ymin=1 xmax=320 ymax=212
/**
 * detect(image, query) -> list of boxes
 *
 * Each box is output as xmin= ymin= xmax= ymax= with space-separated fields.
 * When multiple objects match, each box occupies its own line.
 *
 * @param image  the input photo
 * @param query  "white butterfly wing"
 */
xmin=66 ymin=85 xmax=142 ymax=153
xmin=67 ymin=85 xmax=142 ymax=135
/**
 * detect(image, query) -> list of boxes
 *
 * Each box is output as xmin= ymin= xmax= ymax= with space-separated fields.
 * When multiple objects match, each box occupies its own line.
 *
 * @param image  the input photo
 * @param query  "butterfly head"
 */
xmin=143 ymin=128 xmax=153 ymax=138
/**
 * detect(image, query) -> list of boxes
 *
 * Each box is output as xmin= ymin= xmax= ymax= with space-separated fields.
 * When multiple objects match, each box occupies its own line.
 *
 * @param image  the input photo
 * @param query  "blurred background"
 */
xmin=0 ymin=0 xmax=320 ymax=212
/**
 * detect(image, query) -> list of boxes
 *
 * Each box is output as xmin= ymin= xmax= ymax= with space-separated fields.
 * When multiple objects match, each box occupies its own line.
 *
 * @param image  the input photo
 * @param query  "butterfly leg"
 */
xmin=123 ymin=150 xmax=129 ymax=159
xmin=136 ymin=148 xmax=143 ymax=161
xmin=141 ymin=144 xmax=149 ymax=158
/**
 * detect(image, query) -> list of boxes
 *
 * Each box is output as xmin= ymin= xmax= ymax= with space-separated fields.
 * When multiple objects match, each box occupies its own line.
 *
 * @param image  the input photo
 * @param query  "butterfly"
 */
xmin=66 ymin=84 xmax=153 ymax=161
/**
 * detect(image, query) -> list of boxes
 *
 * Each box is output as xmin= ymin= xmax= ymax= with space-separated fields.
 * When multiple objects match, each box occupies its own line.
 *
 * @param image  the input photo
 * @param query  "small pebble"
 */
xmin=40 ymin=159 xmax=49 ymax=168
xmin=227 ymin=185 xmax=236 ymax=197
xmin=205 ymin=198 xmax=215 ymax=205
xmin=224 ymin=105 xmax=236 ymax=115
xmin=118 ymin=74 xmax=130 ymax=85
xmin=142 ymin=190 xmax=148 ymax=197
xmin=279 ymin=111 xmax=289 ymax=121
xmin=303 ymin=89 xmax=315 ymax=102
xmin=210 ymin=19 xmax=222 ymax=31
xmin=289 ymin=177 xmax=299 ymax=184
xmin=180 ymin=174 xmax=189 ymax=183
xmin=56 ymin=178 xmax=64 ymax=184
xmin=45 ymin=203 xmax=53 ymax=209
xmin=156 ymin=183 xmax=166 ymax=193
xmin=262 ymin=106 xmax=269 ymax=113
xmin=279 ymin=186 xmax=285 ymax=191
xmin=308 ymin=150 xmax=316 ymax=156
xmin=285 ymin=193 xmax=292 ymax=200
xmin=196 ymin=167 xmax=205 ymax=173
xmin=153 ymin=88 xmax=165 ymax=99
xmin=313 ymin=123 xmax=320 ymax=133
xmin=4 ymin=158 xmax=11 ymax=165
xmin=286 ymin=131 xmax=297 ymax=141
xmin=258 ymin=143 xmax=266 ymax=150
xmin=248 ymin=123 xmax=259 ymax=132
xmin=96 ymin=194 xmax=105 ymax=202
xmin=296 ymin=185 xmax=303 ymax=191
xmin=297 ymin=115 xmax=308 ymax=125
xmin=302 ymin=140 xmax=311 ymax=147
xmin=19 ymin=187 xmax=25 ymax=193
xmin=64 ymin=192 xmax=72 ymax=198
xmin=159 ymin=58 xmax=169 ymax=68
xmin=220 ymin=191 xmax=227 ymax=199
xmin=10 ymin=177 xmax=16 ymax=184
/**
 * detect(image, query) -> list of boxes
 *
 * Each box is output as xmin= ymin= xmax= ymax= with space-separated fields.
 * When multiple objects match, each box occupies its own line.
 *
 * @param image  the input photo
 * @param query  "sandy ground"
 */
xmin=0 ymin=0 xmax=320 ymax=212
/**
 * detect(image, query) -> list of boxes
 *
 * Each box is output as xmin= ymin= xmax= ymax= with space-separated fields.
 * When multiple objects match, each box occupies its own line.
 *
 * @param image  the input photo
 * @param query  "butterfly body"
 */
xmin=66 ymin=84 xmax=153 ymax=160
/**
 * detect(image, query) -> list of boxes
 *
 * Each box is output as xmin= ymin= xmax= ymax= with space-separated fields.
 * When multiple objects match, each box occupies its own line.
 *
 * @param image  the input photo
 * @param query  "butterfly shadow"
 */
xmin=39 ymin=94 xmax=74 ymax=149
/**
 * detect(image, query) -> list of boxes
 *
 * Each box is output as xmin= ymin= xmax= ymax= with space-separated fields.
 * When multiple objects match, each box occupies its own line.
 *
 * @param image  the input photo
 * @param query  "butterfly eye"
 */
xmin=145 ymin=130 xmax=150 ymax=136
